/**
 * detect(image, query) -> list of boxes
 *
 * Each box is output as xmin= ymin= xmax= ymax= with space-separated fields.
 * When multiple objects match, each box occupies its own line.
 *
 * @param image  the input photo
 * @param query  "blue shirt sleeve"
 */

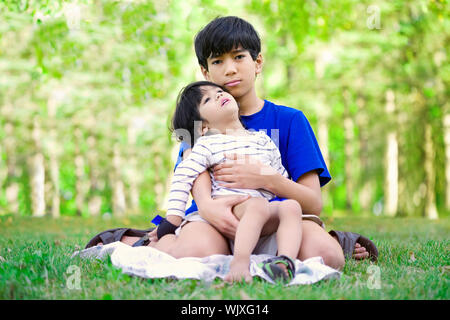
xmin=286 ymin=112 xmax=331 ymax=187
xmin=174 ymin=141 xmax=191 ymax=171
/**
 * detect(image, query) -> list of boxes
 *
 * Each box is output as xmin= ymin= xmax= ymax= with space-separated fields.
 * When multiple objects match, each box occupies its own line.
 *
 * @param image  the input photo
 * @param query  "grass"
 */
xmin=0 ymin=214 xmax=448 ymax=300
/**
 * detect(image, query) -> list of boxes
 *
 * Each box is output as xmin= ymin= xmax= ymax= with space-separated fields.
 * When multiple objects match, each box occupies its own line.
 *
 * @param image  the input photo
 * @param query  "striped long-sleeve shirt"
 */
xmin=166 ymin=130 xmax=289 ymax=218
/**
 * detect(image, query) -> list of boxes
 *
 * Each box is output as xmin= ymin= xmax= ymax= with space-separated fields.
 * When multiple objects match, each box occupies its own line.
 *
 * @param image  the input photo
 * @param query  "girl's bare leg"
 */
xmin=224 ymin=198 xmax=271 ymax=283
xmin=272 ymin=200 xmax=302 ymax=260
xmin=265 ymin=201 xmax=344 ymax=271
xmin=265 ymin=200 xmax=303 ymax=277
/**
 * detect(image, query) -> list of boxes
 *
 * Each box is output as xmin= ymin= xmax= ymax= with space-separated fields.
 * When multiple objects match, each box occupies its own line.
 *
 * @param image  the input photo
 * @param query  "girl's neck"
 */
xmin=210 ymin=120 xmax=249 ymax=137
xmin=235 ymin=88 xmax=264 ymax=116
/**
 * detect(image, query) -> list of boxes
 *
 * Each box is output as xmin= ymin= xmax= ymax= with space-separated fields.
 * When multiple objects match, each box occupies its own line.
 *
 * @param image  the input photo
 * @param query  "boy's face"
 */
xmin=201 ymin=46 xmax=263 ymax=100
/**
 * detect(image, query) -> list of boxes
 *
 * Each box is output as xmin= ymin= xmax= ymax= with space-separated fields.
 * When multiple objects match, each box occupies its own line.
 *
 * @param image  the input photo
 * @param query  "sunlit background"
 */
xmin=0 ymin=0 xmax=448 ymax=219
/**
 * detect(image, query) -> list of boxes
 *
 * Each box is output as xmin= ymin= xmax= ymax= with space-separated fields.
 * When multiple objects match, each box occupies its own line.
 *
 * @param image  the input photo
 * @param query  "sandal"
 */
xmin=329 ymin=230 xmax=379 ymax=262
xmin=84 ymin=227 xmax=155 ymax=249
xmin=259 ymin=255 xmax=296 ymax=282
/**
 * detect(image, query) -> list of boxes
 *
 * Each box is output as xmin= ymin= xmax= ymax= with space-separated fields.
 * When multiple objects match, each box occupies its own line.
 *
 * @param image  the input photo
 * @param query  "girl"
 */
xmin=148 ymin=81 xmax=303 ymax=283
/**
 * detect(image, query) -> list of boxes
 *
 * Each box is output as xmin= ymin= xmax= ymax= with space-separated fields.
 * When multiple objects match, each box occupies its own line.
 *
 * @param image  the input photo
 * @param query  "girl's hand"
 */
xmin=213 ymin=153 xmax=277 ymax=190
xmin=148 ymin=228 xmax=158 ymax=242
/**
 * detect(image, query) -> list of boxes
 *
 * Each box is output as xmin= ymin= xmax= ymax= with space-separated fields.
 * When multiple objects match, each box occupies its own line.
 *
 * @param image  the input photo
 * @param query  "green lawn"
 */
xmin=0 ymin=215 xmax=448 ymax=300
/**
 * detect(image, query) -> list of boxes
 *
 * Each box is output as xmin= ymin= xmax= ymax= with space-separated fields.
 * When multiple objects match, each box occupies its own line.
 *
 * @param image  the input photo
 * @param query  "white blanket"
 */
xmin=72 ymin=242 xmax=341 ymax=285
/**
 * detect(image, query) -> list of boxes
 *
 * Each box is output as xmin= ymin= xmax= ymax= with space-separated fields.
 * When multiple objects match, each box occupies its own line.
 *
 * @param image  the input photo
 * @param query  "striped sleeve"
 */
xmin=166 ymin=138 xmax=212 ymax=217
xmin=267 ymin=136 xmax=289 ymax=178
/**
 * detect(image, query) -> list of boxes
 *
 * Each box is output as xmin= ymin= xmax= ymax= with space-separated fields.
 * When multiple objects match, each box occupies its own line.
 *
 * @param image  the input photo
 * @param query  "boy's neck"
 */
xmin=236 ymin=89 xmax=265 ymax=116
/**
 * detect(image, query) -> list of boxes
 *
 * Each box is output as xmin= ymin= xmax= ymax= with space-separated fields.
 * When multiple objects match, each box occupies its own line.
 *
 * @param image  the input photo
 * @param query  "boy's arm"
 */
xmin=214 ymin=154 xmax=323 ymax=215
xmin=268 ymin=138 xmax=323 ymax=215
xmin=213 ymin=112 xmax=327 ymax=216
xmin=266 ymin=170 xmax=323 ymax=215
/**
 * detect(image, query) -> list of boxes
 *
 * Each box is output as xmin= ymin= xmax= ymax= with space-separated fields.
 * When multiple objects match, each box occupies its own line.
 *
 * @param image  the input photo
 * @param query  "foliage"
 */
xmin=0 ymin=215 xmax=448 ymax=299
xmin=0 ymin=0 xmax=448 ymax=217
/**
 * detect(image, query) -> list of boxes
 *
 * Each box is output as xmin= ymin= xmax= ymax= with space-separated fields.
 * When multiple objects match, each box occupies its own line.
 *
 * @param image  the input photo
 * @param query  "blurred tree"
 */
xmin=0 ymin=0 xmax=447 ymax=218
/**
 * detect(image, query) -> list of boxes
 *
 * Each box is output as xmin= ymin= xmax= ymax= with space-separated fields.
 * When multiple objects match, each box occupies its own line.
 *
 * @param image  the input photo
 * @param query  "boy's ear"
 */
xmin=255 ymin=53 xmax=263 ymax=75
xmin=200 ymin=65 xmax=210 ymax=80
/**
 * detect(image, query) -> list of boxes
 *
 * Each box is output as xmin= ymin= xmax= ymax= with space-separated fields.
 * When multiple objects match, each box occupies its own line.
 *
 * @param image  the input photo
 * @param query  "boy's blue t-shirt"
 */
xmin=174 ymin=100 xmax=331 ymax=215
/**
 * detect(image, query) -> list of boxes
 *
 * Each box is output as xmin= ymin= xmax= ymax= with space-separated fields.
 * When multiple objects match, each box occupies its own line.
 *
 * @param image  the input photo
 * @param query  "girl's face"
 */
xmin=198 ymin=85 xmax=239 ymax=130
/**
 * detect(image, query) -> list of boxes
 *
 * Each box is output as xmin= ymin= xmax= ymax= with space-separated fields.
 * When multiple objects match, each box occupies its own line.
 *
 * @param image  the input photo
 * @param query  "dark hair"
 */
xmin=171 ymin=81 xmax=228 ymax=147
xmin=194 ymin=16 xmax=261 ymax=71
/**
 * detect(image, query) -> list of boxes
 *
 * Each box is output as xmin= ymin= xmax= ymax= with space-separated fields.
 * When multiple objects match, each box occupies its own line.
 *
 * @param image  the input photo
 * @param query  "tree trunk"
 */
xmin=49 ymin=153 xmax=60 ymax=218
xmin=127 ymin=160 xmax=140 ymax=215
xmin=47 ymin=90 xmax=62 ymax=218
xmin=29 ymin=153 xmax=46 ymax=217
xmin=343 ymin=90 xmax=354 ymax=210
xmin=424 ymin=123 xmax=438 ymax=219
xmin=3 ymin=121 xmax=20 ymax=215
xmin=127 ymin=125 xmax=140 ymax=215
xmin=317 ymin=109 xmax=330 ymax=211
xmin=153 ymin=155 xmax=166 ymax=211
xmin=112 ymin=144 xmax=126 ymax=217
xmin=87 ymin=134 xmax=102 ymax=216
xmin=74 ymin=128 xmax=86 ymax=216
xmin=444 ymin=113 xmax=450 ymax=211
xmin=356 ymin=97 xmax=373 ymax=212
xmin=30 ymin=118 xmax=46 ymax=217
xmin=384 ymin=90 xmax=398 ymax=216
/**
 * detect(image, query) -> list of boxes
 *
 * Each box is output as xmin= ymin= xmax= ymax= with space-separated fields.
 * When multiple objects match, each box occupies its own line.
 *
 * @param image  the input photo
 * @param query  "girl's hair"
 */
xmin=171 ymin=81 xmax=245 ymax=147
xmin=194 ymin=16 xmax=261 ymax=71
xmin=171 ymin=81 xmax=227 ymax=147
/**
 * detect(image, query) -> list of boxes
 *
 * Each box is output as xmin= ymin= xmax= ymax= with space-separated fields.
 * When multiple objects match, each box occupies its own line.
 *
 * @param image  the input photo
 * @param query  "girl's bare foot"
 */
xmin=224 ymin=257 xmax=252 ymax=283
xmin=276 ymin=263 xmax=290 ymax=278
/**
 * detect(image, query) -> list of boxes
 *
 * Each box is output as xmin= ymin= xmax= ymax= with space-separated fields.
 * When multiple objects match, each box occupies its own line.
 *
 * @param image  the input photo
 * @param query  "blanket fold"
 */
xmin=72 ymin=242 xmax=341 ymax=286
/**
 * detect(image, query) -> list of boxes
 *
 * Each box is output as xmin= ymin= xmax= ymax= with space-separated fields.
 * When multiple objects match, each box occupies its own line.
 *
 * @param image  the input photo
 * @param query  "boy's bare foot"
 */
xmin=224 ymin=257 xmax=252 ymax=283
xmin=331 ymin=235 xmax=369 ymax=259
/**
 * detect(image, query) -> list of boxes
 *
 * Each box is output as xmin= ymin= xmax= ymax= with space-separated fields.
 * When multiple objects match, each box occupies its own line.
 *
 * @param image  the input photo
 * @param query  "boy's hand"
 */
xmin=197 ymin=195 xmax=249 ymax=239
xmin=213 ymin=154 xmax=275 ymax=190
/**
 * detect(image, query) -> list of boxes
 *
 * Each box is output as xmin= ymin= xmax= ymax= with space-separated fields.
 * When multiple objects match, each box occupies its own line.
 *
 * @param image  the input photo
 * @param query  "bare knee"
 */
xmin=299 ymin=221 xmax=345 ymax=271
xmin=168 ymin=222 xmax=230 ymax=258
xmin=169 ymin=241 xmax=220 ymax=258
xmin=278 ymin=199 xmax=302 ymax=219
xmin=319 ymin=245 xmax=345 ymax=271
xmin=244 ymin=198 xmax=270 ymax=220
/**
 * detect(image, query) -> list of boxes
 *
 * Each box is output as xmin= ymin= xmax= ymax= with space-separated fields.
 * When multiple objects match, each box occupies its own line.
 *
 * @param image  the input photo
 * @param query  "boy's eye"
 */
xmin=211 ymin=60 xmax=222 ymax=65
xmin=235 ymin=54 xmax=245 ymax=60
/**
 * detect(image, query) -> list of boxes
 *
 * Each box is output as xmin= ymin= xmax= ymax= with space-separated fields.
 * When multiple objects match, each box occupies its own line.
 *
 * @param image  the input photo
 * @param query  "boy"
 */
xmin=170 ymin=16 xmax=378 ymax=268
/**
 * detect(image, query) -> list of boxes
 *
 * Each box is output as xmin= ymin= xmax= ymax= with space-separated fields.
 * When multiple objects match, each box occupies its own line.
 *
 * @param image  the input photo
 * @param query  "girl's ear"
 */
xmin=201 ymin=126 xmax=209 ymax=136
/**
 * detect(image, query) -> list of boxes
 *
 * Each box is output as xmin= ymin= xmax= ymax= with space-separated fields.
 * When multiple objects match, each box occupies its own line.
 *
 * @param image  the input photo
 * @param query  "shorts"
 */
xmin=175 ymin=211 xmax=325 ymax=256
